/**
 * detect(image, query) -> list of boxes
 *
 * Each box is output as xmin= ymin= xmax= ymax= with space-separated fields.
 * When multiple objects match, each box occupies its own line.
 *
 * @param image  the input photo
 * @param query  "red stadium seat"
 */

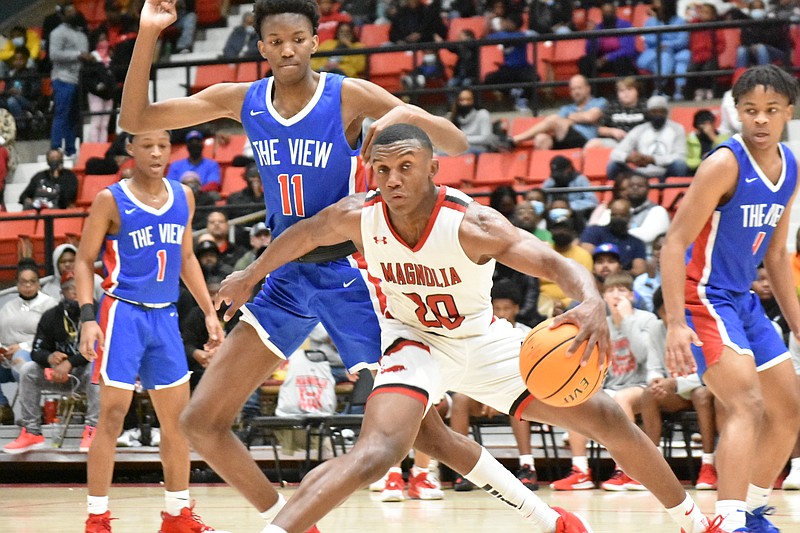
xmin=632 ymin=3 xmax=652 ymax=27
xmin=196 ymin=0 xmax=223 ymax=26
xmin=468 ymin=151 xmax=530 ymax=187
xmin=213 ymin=134 xmax=248 ymax=166
xmin=74 ymin=142 xmax=111 ymax=175
xmin=359 ymin=24 xmax=390 ymax=47
xmin=582 ymin=146 xmax=613 ymax=183
xmin=221 ymin=166 xmax=248 ymax=199
xmin=76 ymin=174 xmax=120 ymax=207
xmin=479 ymin=44 xmax=504 ymax=81
xmin=0 ymin=212 xmax=37 ymax=238
xmin=509 ymin=116 xmax=546 ymax=149
xmin=458 ymin=185 xmax=494 ymax=205
xmin=235 ymin=61 xmax=271 ymax=82
xmin=368 ymin=51 xmax=414 ymax=93
xmin=541 ymin=39 xmax=586 ymax=97
xmin=670 ymin=106 xmax=720 ymax=134
xmin=435 ymin=154 xmax=476 ymax=187
xmin=191 ymin=64 xmax=236 ymax=94
xmin=35 ymin=208 xmax=86 ymax=238
xmin=525 ymin=149 xmax=583 ymax=185
xmin=447 ymin=16 xmax=486 ymax=41
xmin=0 ymin=238 xmax=21 ymax=282
xmin=661 ymin=176 xmax=692 ymax=213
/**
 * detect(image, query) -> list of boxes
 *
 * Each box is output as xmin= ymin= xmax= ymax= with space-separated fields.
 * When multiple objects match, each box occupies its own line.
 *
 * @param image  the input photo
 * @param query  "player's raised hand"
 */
xmin=665 ymin=323 xmax=701 ymax=377
xmin=553 ymin=296 xmax=611 ymax=369
xmin=79 ymin=321 xmax=104 ymax=362
xmin=215 ymin=269 xmax=256 ymax=321
xmin=361 ymin=105 xmax=417 ymax=164
xmin=140 ymin=0 xmax=178 ymax=31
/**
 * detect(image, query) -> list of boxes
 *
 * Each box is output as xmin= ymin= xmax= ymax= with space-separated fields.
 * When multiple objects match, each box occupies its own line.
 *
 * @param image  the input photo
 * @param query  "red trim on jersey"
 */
xmin=354 ymin=155 xmax=366 ymax=193
xmin=686 ymin=218 xmax=713 ymax=284
xmin=368 ymin=385 xmax=428 ymax=406
xmin=442 ymin=200 xmax=468 ymax=213
xmin=382 ymin=186 xmax=446 ymax=252
xmin=384 ymin=339 xmax=430 ymax=357
xmin=352 ymin=250 xmax=388 ymax=314
xmin=686 ymin=283 xmax=726 ymax=369
xmin=92 ymin=296 xmax=116 ymax=385
xmin=511 ymin=393 xmax=535 ymax=421
xmin=101 ymin=238 xmax=117 ymax=292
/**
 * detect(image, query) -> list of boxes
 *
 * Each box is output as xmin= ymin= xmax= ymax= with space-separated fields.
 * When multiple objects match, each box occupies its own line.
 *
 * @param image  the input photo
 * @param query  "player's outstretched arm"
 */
xmin=120 ymin=0 xmax=246 ymax=133
xmin=216 ymin=194 xmax=365 ymax=320
xmin=459 ymin=204 xmax=609 ymax=366
xmin=76 ymin=191 xmax=117 ymax=361
xmin=660 ymin=149 xmax=738 ymax=376
xmin=343 ymin=79 xmax=468 ymax=158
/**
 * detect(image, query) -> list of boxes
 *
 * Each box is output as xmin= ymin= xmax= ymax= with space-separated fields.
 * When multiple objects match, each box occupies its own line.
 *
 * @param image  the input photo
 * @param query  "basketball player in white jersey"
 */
xmin=217 ymin=124 xmax=714 ymax=533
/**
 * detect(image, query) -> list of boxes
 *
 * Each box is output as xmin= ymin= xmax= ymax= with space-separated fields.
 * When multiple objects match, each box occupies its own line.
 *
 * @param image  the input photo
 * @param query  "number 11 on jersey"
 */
xmin=278 ymin=173 xmax=306 ymax=217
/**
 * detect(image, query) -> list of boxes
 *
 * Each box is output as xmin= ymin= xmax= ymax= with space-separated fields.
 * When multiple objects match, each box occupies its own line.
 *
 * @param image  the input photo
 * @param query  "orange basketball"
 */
xmin=519 ymin=318 xmax=607 ymax=407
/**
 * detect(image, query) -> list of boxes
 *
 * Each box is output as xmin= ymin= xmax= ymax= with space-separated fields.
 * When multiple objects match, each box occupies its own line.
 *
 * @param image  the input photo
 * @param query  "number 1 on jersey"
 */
xmin=156 ymin=249 xmax=167 ymax=282
xmin=278 ymin=173 xmax=306 ymax=217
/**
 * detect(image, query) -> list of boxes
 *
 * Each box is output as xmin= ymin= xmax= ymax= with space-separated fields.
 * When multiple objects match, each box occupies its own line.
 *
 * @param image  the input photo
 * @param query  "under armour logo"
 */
xmin=374 ymin=236 xmax=388 ymax=244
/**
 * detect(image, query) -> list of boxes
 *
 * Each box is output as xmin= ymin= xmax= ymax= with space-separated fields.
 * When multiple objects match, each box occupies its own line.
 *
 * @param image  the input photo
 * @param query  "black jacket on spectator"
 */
xmin=389 ymin=2 xmax=447 ymax=43
xmin=492 ymin=263 xmax=545 ymax=328
xmin=529 ymin=0 xmax=573 ymax=34
xmin=226 ymin=187 xmax=265 ymax=220
xmin=19 ymin=168 xmax=79 ymax=209
xmin=30 ymin=301 xmax=88 ymax=371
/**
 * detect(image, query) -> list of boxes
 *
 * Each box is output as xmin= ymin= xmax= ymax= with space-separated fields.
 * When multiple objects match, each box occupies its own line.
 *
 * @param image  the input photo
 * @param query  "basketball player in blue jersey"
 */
xmin=662 ymin=65 xmax=800 ymax=533
xmin=75 ymin=130 xmax=226 ymax=533
xmin=214 ymin=123 xmax=718 ymax=533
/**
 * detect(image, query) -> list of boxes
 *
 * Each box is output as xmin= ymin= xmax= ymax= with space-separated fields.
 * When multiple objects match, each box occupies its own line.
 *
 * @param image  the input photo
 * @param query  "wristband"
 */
xmin=80 ymin=303 xmax=96 ymax=324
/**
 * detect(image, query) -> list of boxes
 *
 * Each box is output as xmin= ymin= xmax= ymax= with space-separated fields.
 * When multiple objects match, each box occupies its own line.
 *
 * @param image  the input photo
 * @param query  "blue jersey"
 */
xmin=686 ymin=134 xmax=797 ymax=293
xmin=240 ymin=72 xmax=366 ymax=238
xmin=102 ymin=179 xmax=188 ymax=305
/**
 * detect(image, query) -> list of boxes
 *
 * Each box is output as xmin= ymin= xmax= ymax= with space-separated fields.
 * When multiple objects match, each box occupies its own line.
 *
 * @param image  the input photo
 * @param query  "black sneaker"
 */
xmin=453 ymin=475 xmax=475 ymax=492
xmin=515 ymin=464 xmax=539 ymax=491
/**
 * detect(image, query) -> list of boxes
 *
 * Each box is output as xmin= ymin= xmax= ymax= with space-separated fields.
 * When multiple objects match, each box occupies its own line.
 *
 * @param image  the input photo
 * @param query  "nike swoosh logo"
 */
xmin=685 ymin=503 xmax=695 ymax=516
xmin=250 ymin=109 xmax=266 ymax=116
xmin=745 ymin=177 xmax=758 ymax=183
xmin=343 ymin=278 xmax=357 ymax=288
xmin=124 ymin=208 xmax=136 ymax=214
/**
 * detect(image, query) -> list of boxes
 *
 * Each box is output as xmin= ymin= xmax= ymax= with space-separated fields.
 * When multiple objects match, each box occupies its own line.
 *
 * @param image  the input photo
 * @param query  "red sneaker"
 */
xmin=553 ymin=506 xmax=594 ymax=533
xmin=601 ymin=470 xmax=631 ymax=491
xmin=85 ymin=511 xmax=115 ymax=533
xmin=79 ymin=425 xmax=96 ymax=453
xmin=695 ymin=463 xmax=718 ymax=490
xmin=159 ymin=504 xmax=228 ymax=532
xmin=380 ymin=471 xmax=405 ymax=502
xmin=550 ymin=467 xmax=594 ymax=491
xmin=407 ymin=471 xmax=443 ymax=500
xmin=304 ymin=527 xmax=321 ymax=533
xmin=2 ymin=428 xmax=45 ymax=454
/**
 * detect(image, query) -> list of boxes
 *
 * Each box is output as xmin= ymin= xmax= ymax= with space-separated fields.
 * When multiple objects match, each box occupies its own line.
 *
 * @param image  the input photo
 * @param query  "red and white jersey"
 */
xmin=361 ymin=186 xmax=495 ymax=338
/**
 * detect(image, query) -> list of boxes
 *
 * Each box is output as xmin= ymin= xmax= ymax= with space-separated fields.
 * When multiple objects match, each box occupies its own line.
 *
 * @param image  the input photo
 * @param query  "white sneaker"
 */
xmin=150 ymin=428 xmax=160 ymax=447
xmin=380 ymin=471 xmax=405 ymax=502
xmin=370 ymin=472 xmax=388 ymax=492
xmin=116 ymin=428 xmax=142 ymax=447
xmin=783 ymin=468 xmax=800 ymax=490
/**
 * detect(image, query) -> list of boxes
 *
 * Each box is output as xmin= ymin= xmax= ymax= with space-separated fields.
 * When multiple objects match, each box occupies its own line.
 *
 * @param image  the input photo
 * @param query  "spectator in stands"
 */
xmin=488 ymin=185 xmax=518 ymax=219
xmin=226 ymin=163 xmax=265 ymax=220
xmin=449 ymin=88 xmax=497 ymax=154
xmin=445 ymin=29 xmax=480 ymax=104
xmin=0 ymin=108 xmax=18 ymax=209
xmin=2 ymin=271 xmax=99 ymax=454
xmin=317 ymin=0 xmax=353 ymax=43
xmin=41 ymin=243 xmax=104 ymax=302
xmin=222 ymin=11 xmax=260 ymax=59
xmin=194 ymin=238 xmax=234 ymax=279
xmin=166 ymin=130 xmax=221 ymax=192
xmin=633 ymin=234 xmax=664 ymax=312
xmin=310 ymin=21 xmax=366 ymax=79
xmin=172 ymin=0 xmax=198 ymax=54
xmin=753 ymin=263 xmax=791 ymax=345
xmin=19 ymin=149 xmax=79 ymax=210
xmin=511 ymin=75 xmax=606 ymax=150
xmin=512 ymin=200 xmax=552 ymax=243
xmin=0 ymin=26 xmax=41 ymax=75
xmin=85 ymin=30 xmax=114 ymax=143
xmin=640 ymin=288 xmax=719 ymax=490
xmin=636 ymin=0 xmax=690 ymax=100
xmin=587 ymin=172 xmax=630 ymax=226
xmin=607 ymin=95 xmax=689 ymax=183
xmin=49 ymin=3 xmax=90 ymax=157
xmin=204 ymin=210 xmax=245 ymax=268
xmin=181 ymin=171 xmax=219 ymax=230
xmin=578 ymin=0 xmax=638 ymax=79
xmin=719 ymin=67 xmax=744 ymax=136
xmin=541 ymin=155 xmax=599 ymax=221
xmin=581 ymin=198 xmax=647 ymax=276
xmin=551 ymin=271 xmax=662 ymax=492
xmin=624 ymin=174 xmax=670 ymax=251
xmin=732 ymin=0 xmax=790 ymax=68
xmin=592 ymin=242 xmax=624 ymax=290
xmin=234 ymin=222 xmax=272 ymax=271
xmin=538 ymin=212 xmax=593 ymax=318
xmin=528 ymin=0 xmax=574 ymax=35
xmin=686 ymin=108 xmax=730 ymax=173
xmin=401 ymin=48 xmax=445 ymax=91
xmin=483 ymin=12 xmax=536 ymax=112
xmin=585 ymin=77 xmax=647 ymax=148
xmin=685 ymin=1 xmax=725 ymax=101
xmin=388 ymin=0 xmax=447 ymax=44
xmin=84 ymin=133 xmax=131 ymax=175
xmin=340 ymin=0 xmax=378 ymax=25
xmin=2 ymin=47 xmax=42 ymax=129
xmin=0 ymin=261 xmax=58 ymax=425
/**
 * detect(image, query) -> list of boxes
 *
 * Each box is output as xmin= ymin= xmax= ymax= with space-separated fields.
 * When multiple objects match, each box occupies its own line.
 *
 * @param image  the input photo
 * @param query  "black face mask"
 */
xmin=48 ymin=159 xmax=62 ymax=171
xmin=187 ymin=145 xmax=203 ymax=159
xmin=552 ymin=170 xmax=573 ymax=187
xmin=456 ymin=104 xmax=474 ymax=117
xmin=602 ymin=15 xmax=617 ymax=27
xmin=608 ymin=216 xmax=629 ymax=237
xmin=551 ymin=230 xmax=574 ymax=248
xmin=648 ymin=114 xmax=667 ymax=130
xmin=64 ymin=298 xmax=79 ymax=316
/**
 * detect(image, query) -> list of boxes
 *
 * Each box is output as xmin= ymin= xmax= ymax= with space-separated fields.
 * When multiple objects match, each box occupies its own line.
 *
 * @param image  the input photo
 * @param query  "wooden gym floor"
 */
xmin=2 ymin=484 xmax=800 ymax=532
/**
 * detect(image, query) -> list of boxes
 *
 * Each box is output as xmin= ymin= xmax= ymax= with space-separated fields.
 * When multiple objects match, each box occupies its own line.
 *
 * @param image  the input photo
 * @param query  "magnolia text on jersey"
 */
xmin=740 ymin=203 xmax=784 ymax=229
xmin=380 ymin=262 xmax=463 ymax=288
xmin=251 ymin=138 xmax=333 ymax=168
xmin=128 ymin=223 xmax=185 ymax=250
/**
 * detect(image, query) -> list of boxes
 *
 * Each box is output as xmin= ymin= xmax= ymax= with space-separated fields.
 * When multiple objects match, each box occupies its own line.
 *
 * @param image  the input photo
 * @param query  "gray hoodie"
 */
xmin=41 ymin=243 xmax=103 ymax=301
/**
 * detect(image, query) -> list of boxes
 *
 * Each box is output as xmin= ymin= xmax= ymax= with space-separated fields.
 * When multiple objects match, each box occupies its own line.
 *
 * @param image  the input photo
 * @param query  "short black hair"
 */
xmin=372 ymin=123 xmax=433 ymax=153
xmin=13 ymin=46 xmax=30 ymax=60
xmin=693 ymin=109 xmax=716 ymax=129
xmin=17 ymin=258 xmax=39 ymax=279
xmin=652 ymin=287 xmax=663 ymax=314
xmin=491 ymin=278 xmax=522 ymax=305
xmin=253 ymin=0 xmax=320 ymax=39
xmin=732 ymin=65 xmax=800 ymax=105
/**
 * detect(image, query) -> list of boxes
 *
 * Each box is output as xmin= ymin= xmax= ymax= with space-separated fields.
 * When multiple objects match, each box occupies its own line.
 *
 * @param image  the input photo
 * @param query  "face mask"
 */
xmin=648 ymin=114 xmax=667 ymax=130
xmin=423 ymin=53 xmax=437 ymax=65
xmin=552 ymin=230 xmax=574 ymax=248
xmin=608 ymin=216 xmax=629 ymax=236
xmin=245 ymin=25 xmax=255 ymax=34
xmin=548 ymin=207 xmax=571 ymax=223
xmin=12 ymin=37 xmax=24 ymax=47
xmin=187 ymin=145 xmax=203 ymax=159
xmin=48 ymin=159 xmax=62 ymax=171
xmin=750 ymin=8 xmax=766 ymax=19
xmin=456 ymin=104 xmax=474 ymax=117
xmin=64 ymin=298 xmax=79 ymax=315
xmin=530 ymin=200 xmax=545 ymax=216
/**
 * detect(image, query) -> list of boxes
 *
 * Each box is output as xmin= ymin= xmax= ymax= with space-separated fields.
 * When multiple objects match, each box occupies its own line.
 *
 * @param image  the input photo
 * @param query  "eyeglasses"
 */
xmin=17 ymin=278 xmax=39 ymax=286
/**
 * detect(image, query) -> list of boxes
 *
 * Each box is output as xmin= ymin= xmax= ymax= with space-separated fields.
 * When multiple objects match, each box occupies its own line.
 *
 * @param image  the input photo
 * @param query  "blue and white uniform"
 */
xmin=685 ymin=134 xmax=797 ymax=376
xmin=93 ymin=178 xmax=190 ymax=390
xmin=239 ymin=72 xmax=382 ymax=372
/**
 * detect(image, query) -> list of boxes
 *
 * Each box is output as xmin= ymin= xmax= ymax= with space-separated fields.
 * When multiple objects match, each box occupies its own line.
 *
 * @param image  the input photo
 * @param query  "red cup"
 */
xmin=43 ymin=399 xmax=58 ymax=424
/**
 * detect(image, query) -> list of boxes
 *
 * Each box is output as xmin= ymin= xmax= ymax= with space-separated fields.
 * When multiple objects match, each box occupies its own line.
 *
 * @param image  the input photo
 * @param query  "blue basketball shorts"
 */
xmin=92 ymin=295 xmax=189 ymax=390
xmin=240 ymin=257 xmax=383 ymax=372
xmin=686 ymin=285 xmax=790 ymax=377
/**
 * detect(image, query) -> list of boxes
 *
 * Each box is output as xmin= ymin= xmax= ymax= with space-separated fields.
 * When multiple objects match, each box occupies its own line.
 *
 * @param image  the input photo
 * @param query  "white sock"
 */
xmin=259 ymin=494 xmax=287 ymax=523
xmin=465 ymin=448 xmax=559 ymax=532
xmin=666 ymin=493 xmax=708 ymax=533
xmin=164 ymin=489 xmax=190 ymax=516
xmin=87 ymin=495 xmax=109 ymax=516
xmin=745 ymin=483 xmax=771 ymax=512
xmin=702 ymin=453 xmax=715 ymax=465
xmin=387 ymin=466 xmax=402 ymax=475
xmin=411 ymin=466 xmax=428 ymax=478
xmin=519 ymin=454 xmax=534 ymax=468
xmin=572 ymin=456 xmax=589 ymax=473
xmin=716 ymin=499 xmax=746 ymax=531
xmin=791 ymin=457 xmax=800 ymax=474
xmin=262 ymin=527 xmax=288 ymax=533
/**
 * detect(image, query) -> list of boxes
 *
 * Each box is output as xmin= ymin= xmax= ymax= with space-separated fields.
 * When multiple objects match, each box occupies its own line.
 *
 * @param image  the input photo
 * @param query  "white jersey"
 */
xmin=361 ymin=186 xmax=495 ymax=338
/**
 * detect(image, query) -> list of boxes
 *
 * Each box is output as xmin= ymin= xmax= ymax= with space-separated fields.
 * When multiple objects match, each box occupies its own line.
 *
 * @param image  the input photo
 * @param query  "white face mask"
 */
xmin=423 ymin=53 xmax=436 ymax=65
xmin=750 ymin=8 xmax=766 ymax=19
xmin=12 ymin=37 xmax=24 ymax=47
xmin=245 ymin=25 xmax=255 ymax=34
